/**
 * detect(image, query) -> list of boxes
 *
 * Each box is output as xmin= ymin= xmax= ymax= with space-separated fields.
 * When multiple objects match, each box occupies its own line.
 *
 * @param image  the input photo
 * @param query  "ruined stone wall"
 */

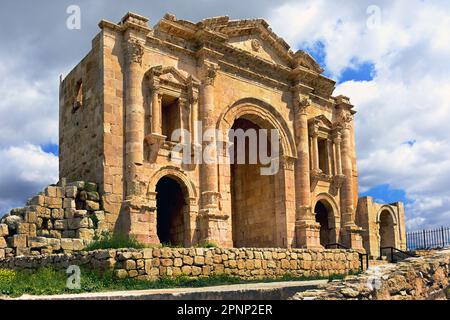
xmin=292 ymin=249 xmax=450 ymax=300
xmin=59 ymin=34 xmax=104 ymax=193
xmin=356 ymin=196 xmax=406 ymax=258
xmin=0 ymin=181 xmax=108 ymax=259
xmin=0 ymin=247 xmax=360 ymax=281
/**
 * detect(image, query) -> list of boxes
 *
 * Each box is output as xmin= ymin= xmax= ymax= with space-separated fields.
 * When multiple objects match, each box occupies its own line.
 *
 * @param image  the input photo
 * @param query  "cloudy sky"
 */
xmin=0 ymin=0 xmax=449 ymax=231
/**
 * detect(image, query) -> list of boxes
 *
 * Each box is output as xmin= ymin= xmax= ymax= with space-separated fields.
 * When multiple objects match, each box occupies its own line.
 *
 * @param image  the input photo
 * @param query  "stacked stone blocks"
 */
xmin=0 ymin=247 xmax=360 ymax=281
xmin=0 ymin=181 xmax=109 ymax=259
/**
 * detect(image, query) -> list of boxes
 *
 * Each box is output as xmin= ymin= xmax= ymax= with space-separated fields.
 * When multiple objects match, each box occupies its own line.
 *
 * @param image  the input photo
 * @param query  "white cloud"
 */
xmin=0 ymin=144 xmax=58 ymax=216
xmin=269 ymin=0 xmax=450 ymax=230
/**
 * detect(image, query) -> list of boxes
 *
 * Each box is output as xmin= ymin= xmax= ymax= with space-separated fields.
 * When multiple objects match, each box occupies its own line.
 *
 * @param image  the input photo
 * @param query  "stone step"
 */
xmin=368 ymin=259 xmax=390 ymax=267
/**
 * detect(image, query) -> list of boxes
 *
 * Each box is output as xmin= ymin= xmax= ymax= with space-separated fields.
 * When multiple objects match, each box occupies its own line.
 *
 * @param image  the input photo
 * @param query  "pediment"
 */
xmin=147 ymin=66 xmax=199 ymax=88
xmin=228 ymin=34 xmax=291 ymax=67
xmin=309 ymin=114 xmax=332 ymax=129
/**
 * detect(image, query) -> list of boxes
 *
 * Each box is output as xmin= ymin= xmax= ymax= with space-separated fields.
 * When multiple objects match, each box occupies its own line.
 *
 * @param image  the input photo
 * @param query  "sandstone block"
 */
xmin=72 ymin=239 xmax=84 ymax=251
xmin=115 ymin=269 xmax=128 ymax=279
xmin=61 ymin=239 xmax=74 ymax=250
xmin=85 ymin=201 xmax=100 ymax=211
xmin=74 ymin=210 xmax=88 ymax=218
xmin=49 ymin=230 xmax=62 ymax=239
xmin=0 ymin=237 xmax=7 ymax=249
xmin=62 ymin=230 xmax=76 ymax=238
xmin=142 ymin=248 xmax=153 ymax=259
xmin=174 ymin=258 xmax=183 ymax=267
xmin=63 ymin=198 xmax=76 ymax=209
xmin=0 ymin=249 xmax=5 ymax=259
xmin=181 ymin=265 xmax=192 ymax=275
xmin=30 ymin=195 xmax=45 ymax=206
xmin=28 ymin=237 xmax=48 ymax=249
xmin=67 ymin=181 xmax=84 ymax=189
xmin=194 ymin=256 xmax=205 ymax=266
xmin=128 ymin=270 xmax=139 ymax=278
xmin=67 ymin=218 xmax=81 ymax=230
xmin=125 ymin=260 xmax=136 ymax=270
xmin=52 ymin=209 xmax=64 ymax=219
xmin=65 ymin=186 xmax=78 ymax=198
xmin=76 ymin=228 xmax=94 ymax=241
xmin=192 ymin=266 xmax=202 ymax=276
xmin=0 ymin=224 xmax=8 ymax=237
xmin=183 ymin=256 xmax=193 ymax=265
xmin=45 ymin=197 xmax=62 ymax=209
xmin=54 ymin=220 xmax=67 ymax=230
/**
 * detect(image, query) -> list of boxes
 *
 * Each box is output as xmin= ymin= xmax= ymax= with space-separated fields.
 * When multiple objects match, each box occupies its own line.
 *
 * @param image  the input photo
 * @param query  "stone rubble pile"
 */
xmin=291 ymin=249 xmax=450 ymax=300
xmin=0 ymin=180 xmax=109 ymax=259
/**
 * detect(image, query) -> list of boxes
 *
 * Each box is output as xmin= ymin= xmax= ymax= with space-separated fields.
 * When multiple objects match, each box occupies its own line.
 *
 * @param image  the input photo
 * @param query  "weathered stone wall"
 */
xmin=0 ymin=181 xmax=108 ymax=258
xmin=0 ymin=247 xmax=360 ymax=280
xmin=292 ymin=249 xmax=450 ymax=300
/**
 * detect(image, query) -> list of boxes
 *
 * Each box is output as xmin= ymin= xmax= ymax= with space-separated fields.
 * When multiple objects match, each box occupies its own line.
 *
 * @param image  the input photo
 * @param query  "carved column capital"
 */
xmin=337 ymin=111 xmax=353 ymax=130
xmin=294 ymin=96 xmax=312 ymax=115
xmin=125 ymin=38 xmax=145 ymax=66
xmin=200 ymin=63 xmax=219 ymax=86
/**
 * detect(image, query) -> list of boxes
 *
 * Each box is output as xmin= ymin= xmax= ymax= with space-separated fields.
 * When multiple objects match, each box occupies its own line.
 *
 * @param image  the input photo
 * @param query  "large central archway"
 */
xmin=155 ymin=176 xmax=186 ymax=246
xmin=230 ymin=118 xmax=276 ymax=247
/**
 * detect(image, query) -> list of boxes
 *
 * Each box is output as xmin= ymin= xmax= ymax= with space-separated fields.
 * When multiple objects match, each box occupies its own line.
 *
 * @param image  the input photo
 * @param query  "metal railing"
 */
xmin=325 ymin=243 xmax=369 ymax=271
xmin=380 ymin=246 xmax=416 ymax=263
xmin=407 ymin=226 xmax=450 ymax=250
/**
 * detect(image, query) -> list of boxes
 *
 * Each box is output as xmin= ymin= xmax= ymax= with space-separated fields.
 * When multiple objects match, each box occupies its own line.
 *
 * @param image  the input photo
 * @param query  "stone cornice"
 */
xmin=99 ymin=12 xmax=338 ymax=100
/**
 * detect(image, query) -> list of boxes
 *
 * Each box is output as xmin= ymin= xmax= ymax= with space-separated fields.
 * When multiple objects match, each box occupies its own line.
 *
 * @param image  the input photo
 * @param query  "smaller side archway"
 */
xmin=377 ymin=207 xmax=397 ymax=250
xmin=148 ymin=167 xmax=199 ymax=247
xmin=313 ymin=194 xmax=340 ymax=247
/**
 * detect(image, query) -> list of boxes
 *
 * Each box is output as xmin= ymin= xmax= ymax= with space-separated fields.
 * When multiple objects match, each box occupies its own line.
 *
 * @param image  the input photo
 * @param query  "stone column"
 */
xmin=338 ymin=107 xmax=364 ymax=250
xmin=333 ymin=129 xmax=343 ymax=176
xmin=340 ymin=113 xmax=355 ymax=228
xmin=310 ymin=125 xmax=320 ymax=173
xmin=124 ymin=37 xmax=145 ymax=197
xmin=198 ymin=63 xmax=231 ymax=247
xmin=326 ymin=139 xmax=334 ymax=175
xmin=293 ymin=95 xmax=321 ymax=249
xmin=151 ymin=86 xmax=162 ymax=135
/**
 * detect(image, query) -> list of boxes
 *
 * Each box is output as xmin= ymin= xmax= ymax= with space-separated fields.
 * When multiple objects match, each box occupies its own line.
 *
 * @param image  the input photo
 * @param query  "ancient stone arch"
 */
xmin=377 ymin=207 xmax=398 ymax=251
xmin=216 ymin=98 xmax=297 ymax=248
xmin=217 ymin=97 xmax=297 ymax=158
xmin=313 ymin=193 xmax=341 ymax=246
xmin=147 ymin=167 xmax=199 ymax=246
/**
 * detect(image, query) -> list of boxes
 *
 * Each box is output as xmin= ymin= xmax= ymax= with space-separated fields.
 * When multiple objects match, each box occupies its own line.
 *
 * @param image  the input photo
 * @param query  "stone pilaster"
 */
xmin=197 ymin=62 xmax=231 ymax=247
xmin=292 ymin=92 xmax=321 ymax=249
xmin=336 ymin=96 xmax=364 ymax=250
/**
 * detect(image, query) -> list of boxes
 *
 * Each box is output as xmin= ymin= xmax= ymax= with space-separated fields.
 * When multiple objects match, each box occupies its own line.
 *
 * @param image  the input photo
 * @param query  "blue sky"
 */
xmin=0 ymin=0 xmax=449 ymax=231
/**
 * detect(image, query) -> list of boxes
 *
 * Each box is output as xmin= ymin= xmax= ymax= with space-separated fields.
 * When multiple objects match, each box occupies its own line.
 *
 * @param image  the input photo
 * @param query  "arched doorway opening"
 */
xmin=314 ymin=200 xmax=334 ymax=247
xmin=155 ymin=176 xmax=186 ymax=246
xmin=230 ymin=117 xmax=276 ymax=247
xmin=379 ymin=210 xmax=396 ymax=249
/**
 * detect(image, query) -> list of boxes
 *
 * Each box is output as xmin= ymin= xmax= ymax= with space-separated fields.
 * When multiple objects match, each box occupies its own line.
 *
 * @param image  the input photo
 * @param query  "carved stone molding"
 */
xmin=145 ymin=133 xmax=166 ymax=163
xmin=330 ymin=174 xmax=346 ymax=196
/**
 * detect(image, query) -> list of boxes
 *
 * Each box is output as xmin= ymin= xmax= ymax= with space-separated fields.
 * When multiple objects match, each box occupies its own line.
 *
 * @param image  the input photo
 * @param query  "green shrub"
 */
xmin=85 ymin=231 xmax=145 ymax=251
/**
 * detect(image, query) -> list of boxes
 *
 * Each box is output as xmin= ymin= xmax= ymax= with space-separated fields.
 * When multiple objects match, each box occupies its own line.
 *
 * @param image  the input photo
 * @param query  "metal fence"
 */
xmin=407 ymin=226 xmax=450 ymax=250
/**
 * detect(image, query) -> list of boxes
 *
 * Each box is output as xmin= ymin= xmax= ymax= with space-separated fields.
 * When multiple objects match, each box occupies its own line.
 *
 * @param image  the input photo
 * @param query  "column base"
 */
xmin=199 ymin=208 xmax=232 ymax=248
xmin=124 ymin=197 xmax=160 ymax=245
xmin=295 ymin=220 xmax=323 ymax=249
xmin=341 ymin=225 xmax=365 ymax=252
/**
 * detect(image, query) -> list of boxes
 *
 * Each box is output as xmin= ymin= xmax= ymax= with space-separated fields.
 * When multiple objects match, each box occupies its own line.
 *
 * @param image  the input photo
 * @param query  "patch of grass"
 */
xmin=85 ymin=231 xmax=145 ymax=251
xmin=0 ymin=267 xmax=357 ymax=298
